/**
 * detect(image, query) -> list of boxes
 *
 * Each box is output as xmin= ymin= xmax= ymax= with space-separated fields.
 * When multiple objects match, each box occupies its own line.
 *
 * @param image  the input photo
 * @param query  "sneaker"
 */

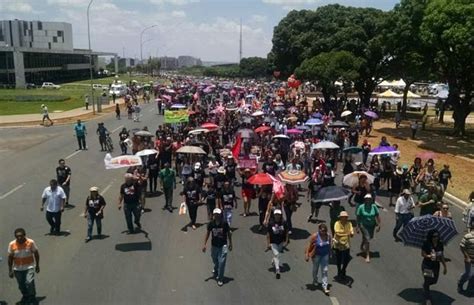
xmin=217 ymin=280 xmax=224 ymax=286
xmin=85 ymin=236 xmax=92 ymax=243
xmin=141 ymin=208 xmax=145 ymax=214
xmin=192 ymin=225 xmax=197 ymax=230
xmin=288 ymin=230 xmax=292 ymax=235
xmin=324 ymin=288 xmax=330 ymax=295
xmin=276 ymin=273 xmax=281 ymax=279
xmin=307 ymin=215 xmax=312 ymax=222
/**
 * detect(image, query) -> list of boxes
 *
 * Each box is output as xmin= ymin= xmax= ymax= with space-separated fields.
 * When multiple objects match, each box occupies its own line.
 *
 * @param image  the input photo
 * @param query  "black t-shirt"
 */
xmin=119 ymin=132 xmax=129 ymax=141
xmin=267 ymin=220 xmax=288 ymax=244
xmin=263 ymin=161 xmax=278 ymax=176
xmin=202 ymin=189 xmax=217 ymax=205
xmin=214 ymin=173 xmax=228 ymax=191
xmin=56 ymin=166 xmax=71 ymax=186
xmin=120 ymin=183 xmax=141 ymax=205
xmin=225 ymin=163 xmax=236 ymax=180
xmin=309 ymin=179 xmax=322 ymax=200
xmin=422 ymin=241 xmax=444 ymax=269
xmin=207 ymin=220 xmax=230 ymax=247
xmin=438 ymin=169 xmax=451 ymax=185
xmin=85 ymin=195 xmax=106 ymax=214
xmin=184 ymin=186 xmax=200 ymax=204
xmin=221 ymin=189 xmax=236 ymax=209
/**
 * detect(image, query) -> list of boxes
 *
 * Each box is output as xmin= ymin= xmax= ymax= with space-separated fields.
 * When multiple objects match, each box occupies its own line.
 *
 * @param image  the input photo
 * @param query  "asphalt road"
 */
xmin=0 ymin=102 xmax=472 ymax=305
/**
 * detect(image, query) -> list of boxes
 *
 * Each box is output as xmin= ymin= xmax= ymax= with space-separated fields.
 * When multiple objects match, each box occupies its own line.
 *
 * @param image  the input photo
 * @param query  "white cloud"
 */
xmin=46 ymin=0 xmax=89 ymax=7
xmin=262 ymin=0 xmax=320 ymax=4
xmin=171 ymin=10 xmax=186 ymax=18
xmin=150 ymin=0 xmax=199 ymax=5
xmin=250 ymin=14 xmax=267 ymax=23
xmin=0 ymin=0 xmax=33 ymax=13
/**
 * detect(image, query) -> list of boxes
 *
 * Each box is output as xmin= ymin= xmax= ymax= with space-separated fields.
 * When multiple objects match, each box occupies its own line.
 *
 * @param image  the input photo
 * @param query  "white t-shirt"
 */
xmin=42 ymin=186 xmax=66 ymax=212
xmin=395 ymin=196 xmax=415 ymax=214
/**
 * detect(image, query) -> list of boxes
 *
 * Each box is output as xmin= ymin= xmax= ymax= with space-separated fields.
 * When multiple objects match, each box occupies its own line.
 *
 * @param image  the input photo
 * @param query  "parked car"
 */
xmin=41 ymin=82 xmax=61 ymax=89
xmin=26 ymin=83 xmax=36 ymax=89
xmin=93 ymin=84 xmax=108 ymax=90
xmin=407 ymin=101 xmax=423 ymax=112
xmin=109 ymin=84 xmax=127 ymax=97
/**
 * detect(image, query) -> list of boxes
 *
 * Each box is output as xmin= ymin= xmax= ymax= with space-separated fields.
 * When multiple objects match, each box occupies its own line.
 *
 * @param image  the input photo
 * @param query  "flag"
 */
xmin=269 ymin=175 xmax=285 ymax=200
xmin=232 ymin=134 xmax=242 ymax=159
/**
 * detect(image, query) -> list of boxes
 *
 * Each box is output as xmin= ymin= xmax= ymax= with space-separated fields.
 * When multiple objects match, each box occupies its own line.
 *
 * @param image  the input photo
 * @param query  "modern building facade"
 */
xmin=160 ymin=56 xmax=178 ymax=70
xmin=0 ymin=19 xmax=117 ymax=88
xmin=177 ymin=56 xmax=202 ymax=68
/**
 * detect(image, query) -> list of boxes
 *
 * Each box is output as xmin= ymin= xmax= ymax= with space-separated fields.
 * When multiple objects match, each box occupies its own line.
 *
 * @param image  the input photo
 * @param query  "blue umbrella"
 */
xmin=312 ymin=112 xmax=323 ymax=119
xmin=398 ymin=215 xmax=458 ymax=248
xmin=305 ymin=118 xmax=324 ymax=126
xmin=170 ymin=103 xmax=186 ymax=109
xmin=296 ymin=125 xmax=309 ymax=130
xmin=312 ymin=186 xmax=350 ymax=203
xmin=343 ymin=146 xmax=363 ymax=154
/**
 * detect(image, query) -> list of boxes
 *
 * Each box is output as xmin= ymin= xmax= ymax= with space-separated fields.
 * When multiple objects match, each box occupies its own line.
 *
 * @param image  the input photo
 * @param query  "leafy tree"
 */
xmin=295 ymin=51 xmax=361 ymax=102
xmin=239 ymin=57 xmax=269 ymax=78
xmin=420 ymin=0 xmax=474 ymax=136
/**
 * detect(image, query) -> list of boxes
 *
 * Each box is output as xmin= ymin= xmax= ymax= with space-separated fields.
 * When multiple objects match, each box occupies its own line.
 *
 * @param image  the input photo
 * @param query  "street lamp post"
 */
xmin=140 ymin=25 xmax=157 ymax=63
xmin=87 ymin=0 xmax=95 ymax=115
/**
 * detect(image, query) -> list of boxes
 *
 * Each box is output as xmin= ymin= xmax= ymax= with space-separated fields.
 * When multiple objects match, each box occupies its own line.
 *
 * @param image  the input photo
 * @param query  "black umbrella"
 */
xmin=312 ymin=186 xmax=350 ymax=203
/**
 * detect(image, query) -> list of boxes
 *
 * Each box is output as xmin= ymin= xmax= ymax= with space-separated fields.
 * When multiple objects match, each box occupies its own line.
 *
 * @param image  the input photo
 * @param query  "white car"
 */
xmin=93 ymin=84 xmax=108 ymax=90
xmin=109 ymin=84 xmax=127 ymax=97
xmin=407 ymin=101 xmax=423 ymax=111
xmin=41 ymin=82 xmax=61 ymax=89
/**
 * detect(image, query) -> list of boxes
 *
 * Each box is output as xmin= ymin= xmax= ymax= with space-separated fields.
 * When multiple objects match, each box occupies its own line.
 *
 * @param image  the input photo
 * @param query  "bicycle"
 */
xmin=105 ymin=134 xmax=114 ymax=152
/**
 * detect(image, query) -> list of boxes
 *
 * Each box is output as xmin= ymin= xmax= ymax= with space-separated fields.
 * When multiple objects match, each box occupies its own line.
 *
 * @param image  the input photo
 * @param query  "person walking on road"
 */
xmin=8 ymin=228 xmax=40 ymax=304
xmin=119 ymin=128 xmax=129 ymax=155
xmin=74 ymin=119 xmax=87 ymax=150
xmin=159 ymin=162 xmax=176 ymax=212
xmin=334 ymin=211 xmax=354 ymax=280
xmin=411 ymin=120 xmax=419 ymax=140
xmin=118 ymin=173 xmax=142 ymax=234
xmin=96 ymin=122 xmax=109 ymax=151
xmin=56 ymin=159 xmax=71 ymax=206
xmin=393 ymin=189 xmax=415 ymax=242
xmin=305 ymin=223 xmax=331 ymax=295
xmin=266 ymin=209 xmax=289 ymax=279
xmin=41 ymin=179 xmax=66 ymax=235
xmin=202 ymin=208 xmax=233 ymax=287
xmin=115 ymin=103 xmax=121 ymax=120
xmin=421 ymin=230 xmax=447 ymax=305
xmin=182 ymin=177 xmax=201 ymax=230
xmin=41 ymin=104 xmax=53 ymax=126
xmin=458 ymin=218 xmax=474 ymax=293
xmin=84 ymin=186 xmax=106 ymax=242
xmin=356 ymin=194 xmax=381 ymax=263
xmin=219 ymin=181 xmax=237 ymax=227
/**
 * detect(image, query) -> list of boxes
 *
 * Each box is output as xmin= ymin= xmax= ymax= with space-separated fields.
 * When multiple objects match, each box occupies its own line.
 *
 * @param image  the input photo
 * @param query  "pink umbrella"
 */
xmin=286 ymin=129 xmax=303 ymax=135
xmin=201 ymin=122 xmax=219 ymax=130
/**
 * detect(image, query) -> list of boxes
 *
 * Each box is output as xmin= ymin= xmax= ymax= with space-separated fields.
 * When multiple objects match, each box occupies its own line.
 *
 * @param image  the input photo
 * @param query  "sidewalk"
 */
xmin=0 ymin=98 xmax=125 ymax=127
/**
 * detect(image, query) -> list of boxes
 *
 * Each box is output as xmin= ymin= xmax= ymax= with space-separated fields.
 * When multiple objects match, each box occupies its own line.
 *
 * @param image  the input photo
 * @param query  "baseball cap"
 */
xmin=213 ymin=208 xmax=222 ymax=215
xmin=364 ymin=194 xmax=373 ymax=199
xmin=274 ymin=209 xmax=282 ymax=215
xmin=89 ymin=186 xmax=99 ymax=192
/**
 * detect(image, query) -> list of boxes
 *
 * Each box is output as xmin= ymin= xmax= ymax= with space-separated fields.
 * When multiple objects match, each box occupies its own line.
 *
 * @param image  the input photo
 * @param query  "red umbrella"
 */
xmin=201 ymin=122 xmax=219 ymax=130
xmin=255 ymin=126 xmax=272 ymax=133
xmin=248 ymin=173 xmax=274 ymax=185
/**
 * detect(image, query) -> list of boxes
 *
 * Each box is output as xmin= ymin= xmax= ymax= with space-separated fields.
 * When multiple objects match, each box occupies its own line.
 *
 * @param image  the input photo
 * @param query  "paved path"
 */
xmin=0 ymin=103 xmax=472 ymax=305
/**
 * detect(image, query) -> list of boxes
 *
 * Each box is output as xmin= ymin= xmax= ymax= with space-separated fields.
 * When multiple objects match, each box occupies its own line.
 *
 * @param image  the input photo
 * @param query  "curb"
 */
xmin=443 ymin=191 xmax=468 ymax=209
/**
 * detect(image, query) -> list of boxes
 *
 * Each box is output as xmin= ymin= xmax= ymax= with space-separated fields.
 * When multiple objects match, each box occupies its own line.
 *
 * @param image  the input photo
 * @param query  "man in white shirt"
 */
xmin=41 ymin=179 xmax=66 ymax=235
xmin=393 ymin=189 xmax=415 ymax=242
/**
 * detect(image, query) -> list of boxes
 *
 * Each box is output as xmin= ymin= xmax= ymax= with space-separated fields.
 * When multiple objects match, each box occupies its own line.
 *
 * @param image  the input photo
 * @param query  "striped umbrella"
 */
xmin=278 ymin=170 xmax=308 ymax=185
xmin=312 ymin=186 xmax=350 ymax=203
xmin=398 ymin=215 xmax=458 ymax=248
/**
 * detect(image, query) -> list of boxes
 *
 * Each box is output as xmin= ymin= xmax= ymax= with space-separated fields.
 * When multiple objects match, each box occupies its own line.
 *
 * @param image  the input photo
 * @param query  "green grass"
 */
xmin=0 ymin=76 xmax=164 ymax=115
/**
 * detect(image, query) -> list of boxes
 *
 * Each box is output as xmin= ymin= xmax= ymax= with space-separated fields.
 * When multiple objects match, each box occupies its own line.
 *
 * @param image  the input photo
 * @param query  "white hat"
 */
xmin=194 ymin=162 xmax=201 ymax=169
xmin=213 ymin=208 xmax=222 ymax=214
xmin=89 ymin=186 xmax=99 ymax=192
xmin=364 ymin=194 xmax=373 ymax=199
xmin=355 ymin=162 xmax=362 ymax=166
xmin=274 ymin=209 xmax=282 ymax=215
xmin=217 ymin=166 xmax=226 ymax=174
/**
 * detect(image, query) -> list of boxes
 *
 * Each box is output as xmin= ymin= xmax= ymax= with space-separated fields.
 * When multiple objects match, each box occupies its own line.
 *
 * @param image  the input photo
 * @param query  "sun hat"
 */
xmin=339 ymin=211 xmax=349 ymax=218
xmin=217 ymin=166 xmax=226 ymax=174
xmin=396 ymin=167 xmax=403 ymax=175
xmin=213 ymin=208 xmax=222 ymax=214
xmin=364 ymin=194 xmax=373 ymax=199
xmin=402 ymin=189 xmax=412 ymax=195
xmin=89 ymin=186 xmax=99 ymax=192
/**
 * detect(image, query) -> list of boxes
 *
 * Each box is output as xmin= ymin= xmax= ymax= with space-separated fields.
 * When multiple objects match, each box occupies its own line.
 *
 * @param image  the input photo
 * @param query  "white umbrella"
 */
xmin=272 ymin=134 xmax=290 ymax=140
xmin=343 ymin=171 xmax=375 ymax=186
xmin=177 ymin=146 xmax=206 ymax=154
xmin=312 ymin=141 xmax=340 ymax=150
xmin=135 ymin=149 xmax=159 ymax=157
xmin=188 ymin=128 xmax=209 ymax=135
xmin=341 ymin=110 xmax=352 ymax=117
xmin=252 ymin=110 xmax=264 ymax=117
xmin=134 ymin=130 xmax=153 ymax=137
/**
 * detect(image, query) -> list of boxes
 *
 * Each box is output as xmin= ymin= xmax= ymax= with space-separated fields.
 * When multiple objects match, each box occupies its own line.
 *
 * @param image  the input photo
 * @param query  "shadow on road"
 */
xmin=115 ymin=241 xmax=152 ymax=252
xmin=289 ymin=228 xmax=310 ymax=240
xmin=15 ymin=296 xmax=46 ymax=305
xmin=398 ymin=288 xmax=455 ymax=304
xmin=267 ymin=263 xmax=291 ymax=273
xmin=249 ymin=224 xmax=266 ymax=235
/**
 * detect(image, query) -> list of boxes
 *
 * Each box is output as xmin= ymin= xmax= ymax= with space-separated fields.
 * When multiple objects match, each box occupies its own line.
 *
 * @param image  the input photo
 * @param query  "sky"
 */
xmin=0 ymin=0 xmax=400 ymax=62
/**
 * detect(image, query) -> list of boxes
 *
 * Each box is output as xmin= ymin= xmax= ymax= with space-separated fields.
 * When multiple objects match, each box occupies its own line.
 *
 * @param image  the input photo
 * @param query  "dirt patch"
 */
xmin=369 ymin=120 xmax=474 ymax=201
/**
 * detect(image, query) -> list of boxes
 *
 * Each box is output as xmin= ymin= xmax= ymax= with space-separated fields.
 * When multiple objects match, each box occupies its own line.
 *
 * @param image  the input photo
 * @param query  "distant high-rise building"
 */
xmin=177 ymin=56 xmax=202 ymax=68
xmin=160 ymin=56 xmax=179 ymax=70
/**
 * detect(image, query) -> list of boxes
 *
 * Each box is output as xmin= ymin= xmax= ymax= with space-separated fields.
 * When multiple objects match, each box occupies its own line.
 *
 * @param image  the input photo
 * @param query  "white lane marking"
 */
xmin=65 ymin=150 xmax=81 ymax=160
xmin=0 ymin=183 xmax=25 ymax=200
xmin=330 ymin=297 xmax=340 ymax=305
xmin=101 ymin=180 xmax=115 ymax=195
xmin=111 ymin=125 xmax=124 ymax=133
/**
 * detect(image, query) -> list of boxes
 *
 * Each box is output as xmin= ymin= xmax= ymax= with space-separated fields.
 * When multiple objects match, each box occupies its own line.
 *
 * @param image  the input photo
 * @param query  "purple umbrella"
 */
xmin=369 ymin=146 xmax=400 ymax=156
xmin=364 ymin=111 xmax=378 ymax=119
xmin=312 ymin=112 xmax=323 ymax=119
xmin=286 ymin=129 xmax=303 ymax=135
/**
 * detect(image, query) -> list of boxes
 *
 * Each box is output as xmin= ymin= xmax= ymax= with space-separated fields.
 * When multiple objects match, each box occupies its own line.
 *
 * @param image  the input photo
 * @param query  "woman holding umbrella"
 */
xmin=421 ymin=230 xmax=447 ymax=305
xmin=356 ymin=194 xmax=381 ymax=263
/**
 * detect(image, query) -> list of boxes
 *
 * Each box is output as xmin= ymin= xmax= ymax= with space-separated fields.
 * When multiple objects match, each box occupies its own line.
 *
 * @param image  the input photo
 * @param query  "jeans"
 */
xmin=312 ymin=254 xmax=329 ymax=288
xmin=14 ymin=268 xmax=36 ymax=299
xmin=163 ymin=186 xmax=173 ymax=208
xmin=149 ymin=172 xmax=158 ymax=193
xmin=46 ymin=211 xmax=61 ymax=233
xmin=62 ymin=184 xmax=70 ymax=204
xmin=393 ymin=213 xmax=413 ymax=239
xmin=211 ymin=245 xmax=228 ymax=281
xmin=335 ymin=248 xmax=351 ymax=277
xmin=271 ymin=243 xmax=284 ymax=273
xmin=458 ymin=262 xmax=474 ymax=289
xmin=187 ymin=202 xmax=198 ymax=225
xmin=123 ymin=204 xmax=141 ymax=232
xmin=223 ymin=208 xmax=233 ymax=226
xmin=87 ymin=213 xmax=102 ymax=238
xmin=77 ymin=135 xmax=86 ymax=149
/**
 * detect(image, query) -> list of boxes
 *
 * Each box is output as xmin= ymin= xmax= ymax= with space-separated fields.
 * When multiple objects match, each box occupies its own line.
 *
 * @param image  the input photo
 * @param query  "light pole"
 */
xmin=140 ymin=25 xmax=157 ymax=63
xmin=87 ymin=0 xmax=95 ymax=115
